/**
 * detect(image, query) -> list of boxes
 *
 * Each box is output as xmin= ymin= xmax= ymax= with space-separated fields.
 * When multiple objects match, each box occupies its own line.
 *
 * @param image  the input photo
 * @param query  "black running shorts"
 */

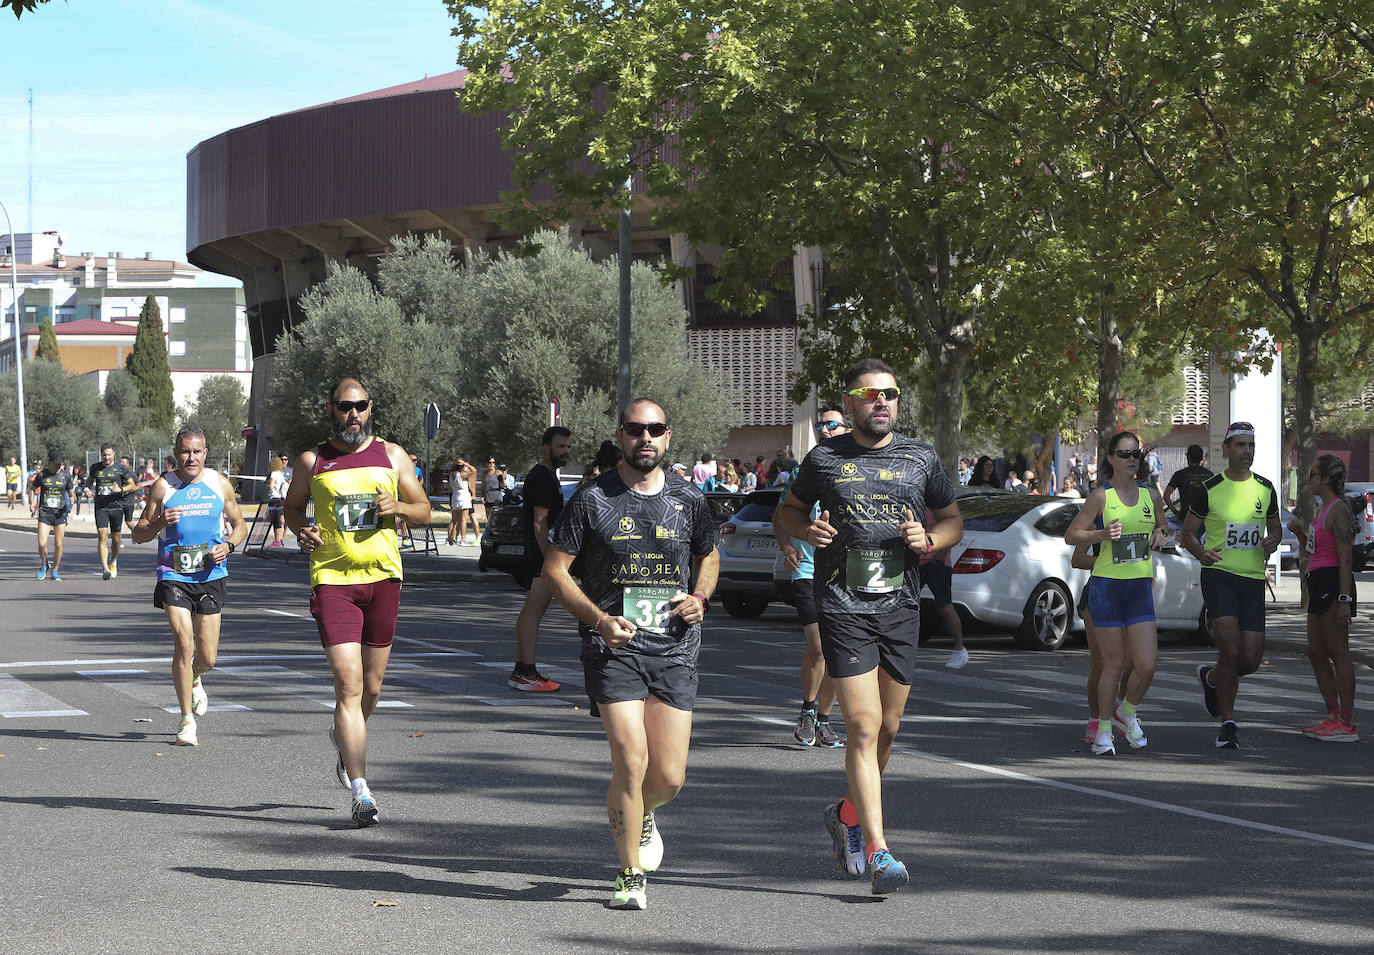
xmin=1306 ymin=566 xmax=1357 ymax=617
xmin=93 ymin=504 xmax=125 ymax=532
xmin=37 ymin=507 xmax=68 ymax=527
xmin=1200 ymin=568 xmax=1266 ymax=633
xmin=818 ymin=606 xmax=921 ymax=684
xmin=580 ymin=644 xmax=698 ymax=712
xmin=154 ymin=578 xmax=227 ymax=615
xmin=778 ymin=578 xmax=819 ymax=626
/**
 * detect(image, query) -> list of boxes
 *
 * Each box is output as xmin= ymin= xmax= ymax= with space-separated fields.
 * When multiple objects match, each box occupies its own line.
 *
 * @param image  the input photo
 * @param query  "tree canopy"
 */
xmin=181 ymin=375 xmax=249 ymax=474
xmin=125 ymin=295 xmax=175 ymax=433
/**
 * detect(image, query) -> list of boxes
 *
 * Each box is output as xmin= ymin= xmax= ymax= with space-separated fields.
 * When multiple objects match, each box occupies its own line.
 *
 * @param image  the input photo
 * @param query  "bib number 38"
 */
xmin=621 ymin=585 xmax=677 ymax=631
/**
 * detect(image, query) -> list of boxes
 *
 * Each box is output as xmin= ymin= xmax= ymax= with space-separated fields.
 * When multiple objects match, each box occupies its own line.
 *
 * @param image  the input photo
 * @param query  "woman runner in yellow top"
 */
xmin=1066 ymin=430 xmax=1169 ymax=756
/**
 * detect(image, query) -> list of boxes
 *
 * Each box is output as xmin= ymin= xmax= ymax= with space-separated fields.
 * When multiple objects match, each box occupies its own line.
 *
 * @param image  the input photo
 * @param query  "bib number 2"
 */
xmin=622 ymin=585 xmax=677 ymax=631
xmin=847 ymin=548 xmax=903 ymax=594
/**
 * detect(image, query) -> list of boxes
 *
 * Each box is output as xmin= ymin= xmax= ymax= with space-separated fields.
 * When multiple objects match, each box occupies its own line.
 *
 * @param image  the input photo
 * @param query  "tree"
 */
xmin=265 ymin=264 xmax=456 ymax=459
xmin=100 ymin=368 xmax=149 ymax=457
xmin=33 ymin=317 xmax=60 ymax=364
xmin=0 ymin=359 xmax=105 ymax=464
xmin=125 ymin=294 xmax=175 ymax=433
xmin=181 ymin=375 xmax=249 ymax=474
xmin=454 ymin=1 xmax=1052 ymax=476
xmin=2 ymin=0 xmax=59 ymax=19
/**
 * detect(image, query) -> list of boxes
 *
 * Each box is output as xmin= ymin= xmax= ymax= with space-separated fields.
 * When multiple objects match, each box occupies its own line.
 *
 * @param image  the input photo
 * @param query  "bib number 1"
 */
xmin=1110 ymin=533 xmax=1149 ymax=564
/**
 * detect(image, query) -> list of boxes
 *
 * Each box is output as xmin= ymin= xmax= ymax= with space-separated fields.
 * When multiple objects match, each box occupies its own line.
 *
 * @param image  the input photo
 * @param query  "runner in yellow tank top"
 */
xmin=1066 ymin=430 xmax=1169 ymax=756
xmin=284 ymin=377 xmax=431 ymax=828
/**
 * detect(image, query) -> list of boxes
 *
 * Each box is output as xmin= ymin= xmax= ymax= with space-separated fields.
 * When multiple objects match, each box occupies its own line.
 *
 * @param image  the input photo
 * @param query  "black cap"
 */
xmin=48 ymin=450 xmax=63 ymax=464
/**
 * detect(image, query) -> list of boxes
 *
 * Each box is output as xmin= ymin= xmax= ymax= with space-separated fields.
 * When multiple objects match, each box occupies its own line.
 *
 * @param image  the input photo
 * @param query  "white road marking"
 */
xmin=258 ymin=607 xmax=308 ymax=618
xmin=0 ymin=651 xmax=469 ymax=670
xmin=0 ymin=672 xmax=88 ymax=717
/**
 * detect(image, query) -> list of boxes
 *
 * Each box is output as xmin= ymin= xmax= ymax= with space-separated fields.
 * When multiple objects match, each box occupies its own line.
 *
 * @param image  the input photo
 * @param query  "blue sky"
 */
xmin=0 ymin=0 xmax=463 ymax=285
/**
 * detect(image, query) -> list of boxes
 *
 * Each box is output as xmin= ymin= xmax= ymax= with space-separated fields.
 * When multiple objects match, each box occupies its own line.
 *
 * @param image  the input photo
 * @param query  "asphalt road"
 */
xmin=2 ymin=527 xmax=1372 ymax=954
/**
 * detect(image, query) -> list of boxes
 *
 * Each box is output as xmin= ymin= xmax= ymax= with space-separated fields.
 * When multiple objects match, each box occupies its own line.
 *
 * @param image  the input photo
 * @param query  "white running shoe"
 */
xmin=639 ymin=812 xmax=664 ymax=873
xmin=190 ymin=677 xmax=208 ymax=717
xmin=1115 ymin=705 xmax=1147 ymax=749
xmin=1091 ymin=725 xmax=1114 ymax=756
xmin=945 ymin=647 xmax=969 ymax=669
xmin=174 ymin=715 xmax=198 ymax=746
xmin=351 ymin=785 xmax=379 ymax=827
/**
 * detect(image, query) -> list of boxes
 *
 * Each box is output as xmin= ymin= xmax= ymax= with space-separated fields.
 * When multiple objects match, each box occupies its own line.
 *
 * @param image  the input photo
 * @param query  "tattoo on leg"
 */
xmin=608 ymin=807 xmax=625 ymax=837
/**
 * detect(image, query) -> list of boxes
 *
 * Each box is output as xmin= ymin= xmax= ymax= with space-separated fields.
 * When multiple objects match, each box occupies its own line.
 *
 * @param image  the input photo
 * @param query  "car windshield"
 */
xmin=732 ymin=491 xmax=781 ymax=523
xmin=959 ymin=495 xmax=1062 ymax=533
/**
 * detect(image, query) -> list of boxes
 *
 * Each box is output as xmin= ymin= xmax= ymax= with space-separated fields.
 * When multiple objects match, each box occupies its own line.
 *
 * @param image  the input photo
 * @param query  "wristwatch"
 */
xmin=692 ymin=591 xmax=710 ymax=614
xmin=226 ymin=541 xmax=237 ymax=554
xmin=1338 ymin=594 xmax=1353 ymax=604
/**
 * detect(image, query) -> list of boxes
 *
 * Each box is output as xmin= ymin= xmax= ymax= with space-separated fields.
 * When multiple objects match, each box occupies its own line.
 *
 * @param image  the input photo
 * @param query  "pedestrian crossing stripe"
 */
xmin=0 ymin=673 xmax=86 ymax=718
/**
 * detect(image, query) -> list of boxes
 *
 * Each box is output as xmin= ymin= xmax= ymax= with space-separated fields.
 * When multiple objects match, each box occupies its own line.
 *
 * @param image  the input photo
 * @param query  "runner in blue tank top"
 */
xmin=133 ymin=425 xmax=247 ymax=747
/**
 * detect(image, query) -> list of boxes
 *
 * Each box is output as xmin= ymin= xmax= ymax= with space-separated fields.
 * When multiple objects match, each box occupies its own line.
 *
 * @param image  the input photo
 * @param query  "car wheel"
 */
xmin=722 ymin=594 xmax=769 ymax=619
xmin=1014 ymin=580 xmax=1072 ymax=651
xmin=1193 ymin=608 xmax=1216 ymax=647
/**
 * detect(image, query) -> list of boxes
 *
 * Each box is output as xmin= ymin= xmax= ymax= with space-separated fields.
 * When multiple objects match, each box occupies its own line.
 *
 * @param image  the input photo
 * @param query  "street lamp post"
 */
xmin=0 ymin=199 xmax=27 ymax=482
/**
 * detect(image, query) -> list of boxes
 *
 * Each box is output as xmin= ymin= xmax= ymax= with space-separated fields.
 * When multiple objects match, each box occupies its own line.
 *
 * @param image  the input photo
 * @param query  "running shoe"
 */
xmin=1084 ymin=718 xmax=1099 ymax=744
xmin=190 ymin=676 xmax=208 ymax=717
xmin=868 ymin=849 xmax=910 ymax=895
xmin=945 ymin=647 xmax=969 ymax=670
xmin=36 ymin=563 xmax=47 ymax=580
xmin=351 ymin=786 xmax=380 ymax=827
xmin=508 ymin=669 xmax=561 ymax=692
xmin=109 ymin=562 xmax=117 ymax=578
xmin=330 ymin=726 xmax=351 ymax=789
xmin=1197 ymin=664 xmax=1220 ymax=718
xmin=1302 ymin=717 xmax=1339 ymax=739
xmin=267 ymin=540 xmax=283 ymax=548
xmin=814 ymin=720 xmax=845 ymax=748
xmin=609 ymin=868 xmax=646 ymax=910
xmin=795 ymin=708 xmax=819 ymax=746
xmin=823 ymin=801 xmax=867 ymax=877
xmin=1091 ymin=725 xmax=1115 ymax=756
xmin=173 ymin=715 xmax=198 ymax=746
xmin=102 ymin=569 xmax=112 ymax=581
xmin=639 ymin=812 xmax=663 ymax=873
xmin=1114 ymin=705 xmax=1147 ymax=749
xmin=50 ymin=568 xmax=62 ymax=582
xmin=1216 ymin=721 xmax=1240 ymax=750
xmin=1312 ymin=721 xmax=1360 ymax=743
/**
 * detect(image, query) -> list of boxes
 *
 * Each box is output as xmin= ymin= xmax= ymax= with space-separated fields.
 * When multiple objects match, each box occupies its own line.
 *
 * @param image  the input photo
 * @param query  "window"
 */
xmin=169 ymin=340 xmax=186 ymax=356
xmin=170 ymin=306 xmax=187 ymax=324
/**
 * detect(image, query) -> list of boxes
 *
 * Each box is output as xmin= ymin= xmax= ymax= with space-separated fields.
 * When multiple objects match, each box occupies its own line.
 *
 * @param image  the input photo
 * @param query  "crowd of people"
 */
xmin=9 ymin=359 xmax=1362 ymax=910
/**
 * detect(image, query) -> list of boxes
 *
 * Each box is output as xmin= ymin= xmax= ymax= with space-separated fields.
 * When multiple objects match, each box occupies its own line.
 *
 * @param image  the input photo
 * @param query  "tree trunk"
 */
xmin=1095 ymin=276 xmax=1123 ymax=473
xmin=931 ymin=339 xmax=967 ymax=482
xmin=1291 ymin=320 xmax=1321 ymax=527
xmin=1032 ymin=429 xmax=1059 ymax=492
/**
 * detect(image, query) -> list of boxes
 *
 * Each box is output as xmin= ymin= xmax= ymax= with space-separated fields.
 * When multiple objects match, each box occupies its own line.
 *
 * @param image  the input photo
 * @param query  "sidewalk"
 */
xmin=4 ymin=509 xmax=1370 ymax=667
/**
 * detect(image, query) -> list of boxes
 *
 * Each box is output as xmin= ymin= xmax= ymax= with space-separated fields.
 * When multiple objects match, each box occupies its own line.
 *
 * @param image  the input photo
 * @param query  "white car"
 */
xmin=928 ymin=495 xmax=1209 ymax=651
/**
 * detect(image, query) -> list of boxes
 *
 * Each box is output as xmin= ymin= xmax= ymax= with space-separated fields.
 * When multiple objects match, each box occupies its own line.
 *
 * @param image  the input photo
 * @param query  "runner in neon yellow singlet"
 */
xmin=1180 ymin=421 xmax=1282 ymax=750
xmin=1066 ymin=430 xmax=1168 ymax=756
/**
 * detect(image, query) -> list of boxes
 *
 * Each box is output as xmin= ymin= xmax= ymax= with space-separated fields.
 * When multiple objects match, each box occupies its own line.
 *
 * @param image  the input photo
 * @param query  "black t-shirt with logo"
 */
xmin=90 ymin=462 xmax=137 ymax=508
xmin=550 ymin=469 xmax=716 ymax=658
xmin=33 ymin=469 xmax=74 ymax=515
xmin=521 ymin=463 xmax=564 ymax=563
xmin=1166 ymin=465 xmax=1214 ymax=517
xmin=789 ymin=432 xmax=957 ymax=615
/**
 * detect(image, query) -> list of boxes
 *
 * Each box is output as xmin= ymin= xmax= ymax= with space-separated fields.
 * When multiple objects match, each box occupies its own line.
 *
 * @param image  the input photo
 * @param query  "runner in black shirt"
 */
xmin=87 ymin=443 xmax=139 ymax=579
xmin=509 ymin=425 xmax=573 ymax=692
xmin=31 ymin=451 xmax=75 ymax=581
xmin=1163 ymin=444 xmax=1213 ymax=525
xmin=779 ymin=358 xmax=963 ymax=896
xmin=544 ymin=398 xmax=718 ymax=911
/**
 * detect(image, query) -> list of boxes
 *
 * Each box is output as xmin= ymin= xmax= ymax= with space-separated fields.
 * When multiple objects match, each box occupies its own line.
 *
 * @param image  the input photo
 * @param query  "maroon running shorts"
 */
xmin=310 ymin=579 xmax=402 ymax=648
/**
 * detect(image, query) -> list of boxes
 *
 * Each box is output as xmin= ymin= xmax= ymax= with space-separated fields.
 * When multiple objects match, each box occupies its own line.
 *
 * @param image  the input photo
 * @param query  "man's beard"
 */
xmin=334 ymin=418 xmax=372 ymax=449
xmin=625 ymin=446 xmax=665 ymax=474
xmin=855 ymin=411 xmax=894 ymax=440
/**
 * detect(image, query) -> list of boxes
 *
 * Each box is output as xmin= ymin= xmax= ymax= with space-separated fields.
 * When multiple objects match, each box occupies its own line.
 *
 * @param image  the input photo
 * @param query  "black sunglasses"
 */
xmin=621 ymin=421 xmax=669 ymax=438
xmin=333 ymin=399 xmax=371 ymax=413
xmin=1113 ymin=449 xmax=1142 ymax=459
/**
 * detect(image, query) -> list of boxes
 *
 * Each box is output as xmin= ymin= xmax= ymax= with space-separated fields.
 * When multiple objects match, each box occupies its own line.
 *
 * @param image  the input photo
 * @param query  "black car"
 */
xmin=478 ymin=482 xmax=578 ymax=575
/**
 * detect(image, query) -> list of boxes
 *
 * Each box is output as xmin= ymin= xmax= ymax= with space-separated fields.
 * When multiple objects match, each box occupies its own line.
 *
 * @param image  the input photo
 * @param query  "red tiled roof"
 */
xmin=24 ymin=319 xmax=138 ymax=336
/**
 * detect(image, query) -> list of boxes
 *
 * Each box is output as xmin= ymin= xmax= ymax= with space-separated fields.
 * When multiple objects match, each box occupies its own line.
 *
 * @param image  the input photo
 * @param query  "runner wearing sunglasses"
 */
xmin=1065 ymin=430 xmax=1170 ymax=756
xmin=284 ymin=377 xmax=432 ymax=826
xmin=1180 ymin=421 xmax=1282 ymax=750
xmin=542 ymin=398 xmax=718 ymax=910
xmin=777 ymin=358 xmax=963 ymax=895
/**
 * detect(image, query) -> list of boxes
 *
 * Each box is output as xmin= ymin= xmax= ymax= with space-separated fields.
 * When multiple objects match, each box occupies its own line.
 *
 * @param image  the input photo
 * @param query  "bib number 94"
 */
xmin=171 ymin=544 xmax=209 ymax=574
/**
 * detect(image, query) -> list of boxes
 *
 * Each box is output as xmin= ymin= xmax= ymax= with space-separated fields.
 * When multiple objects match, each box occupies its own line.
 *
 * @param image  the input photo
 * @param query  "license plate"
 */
xmin=497 ymin=544 xmax=524 ymax=556
xmin=746 ymin=537 xmax=777 ymax=551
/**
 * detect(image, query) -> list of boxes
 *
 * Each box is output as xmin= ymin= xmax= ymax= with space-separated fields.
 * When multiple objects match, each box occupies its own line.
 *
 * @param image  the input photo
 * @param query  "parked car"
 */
xmin=477 ymin=482 xmax=578 ymax=575
xmin=702 ymin=490 xmax=745 ymax=526
xmin=1341 ymin=482 xmax=1374 ymax=570
xmin=714 ymin=489 xmax=782 ymax=617
xmin=927 ymin=494 xmax=1208 ymax=651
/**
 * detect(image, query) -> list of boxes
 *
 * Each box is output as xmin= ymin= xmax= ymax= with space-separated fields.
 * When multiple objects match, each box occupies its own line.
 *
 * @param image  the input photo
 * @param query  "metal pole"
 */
xmin=1 ymin=199 xmax=29 ymax=482
xmin=617 ymin=174 xmax=632 ymax=418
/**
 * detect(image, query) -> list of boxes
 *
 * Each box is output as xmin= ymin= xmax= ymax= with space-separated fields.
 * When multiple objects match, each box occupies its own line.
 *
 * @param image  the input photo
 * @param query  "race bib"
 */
xmin=41 ymin=492 xmax=62 ymax=509
xmin=171 ymin=544 xmax=210 ymax=574
xmin=1111 ymin=533 xmax=1149 ymax=564
xmin=97 ymin=481 xmax=117 ymax=496
xmin=622 ymin=585 xmax=677 ymax=632
xmin=333 ymin=493 xmax=380 ymax=532
xmin=1225 ymin=522 xmax=1261 ymax=550
xmin=1306 ymin=523 xmax=1317 ymax=554
xmin=846 ymin=547 xmax=904 ymax=594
